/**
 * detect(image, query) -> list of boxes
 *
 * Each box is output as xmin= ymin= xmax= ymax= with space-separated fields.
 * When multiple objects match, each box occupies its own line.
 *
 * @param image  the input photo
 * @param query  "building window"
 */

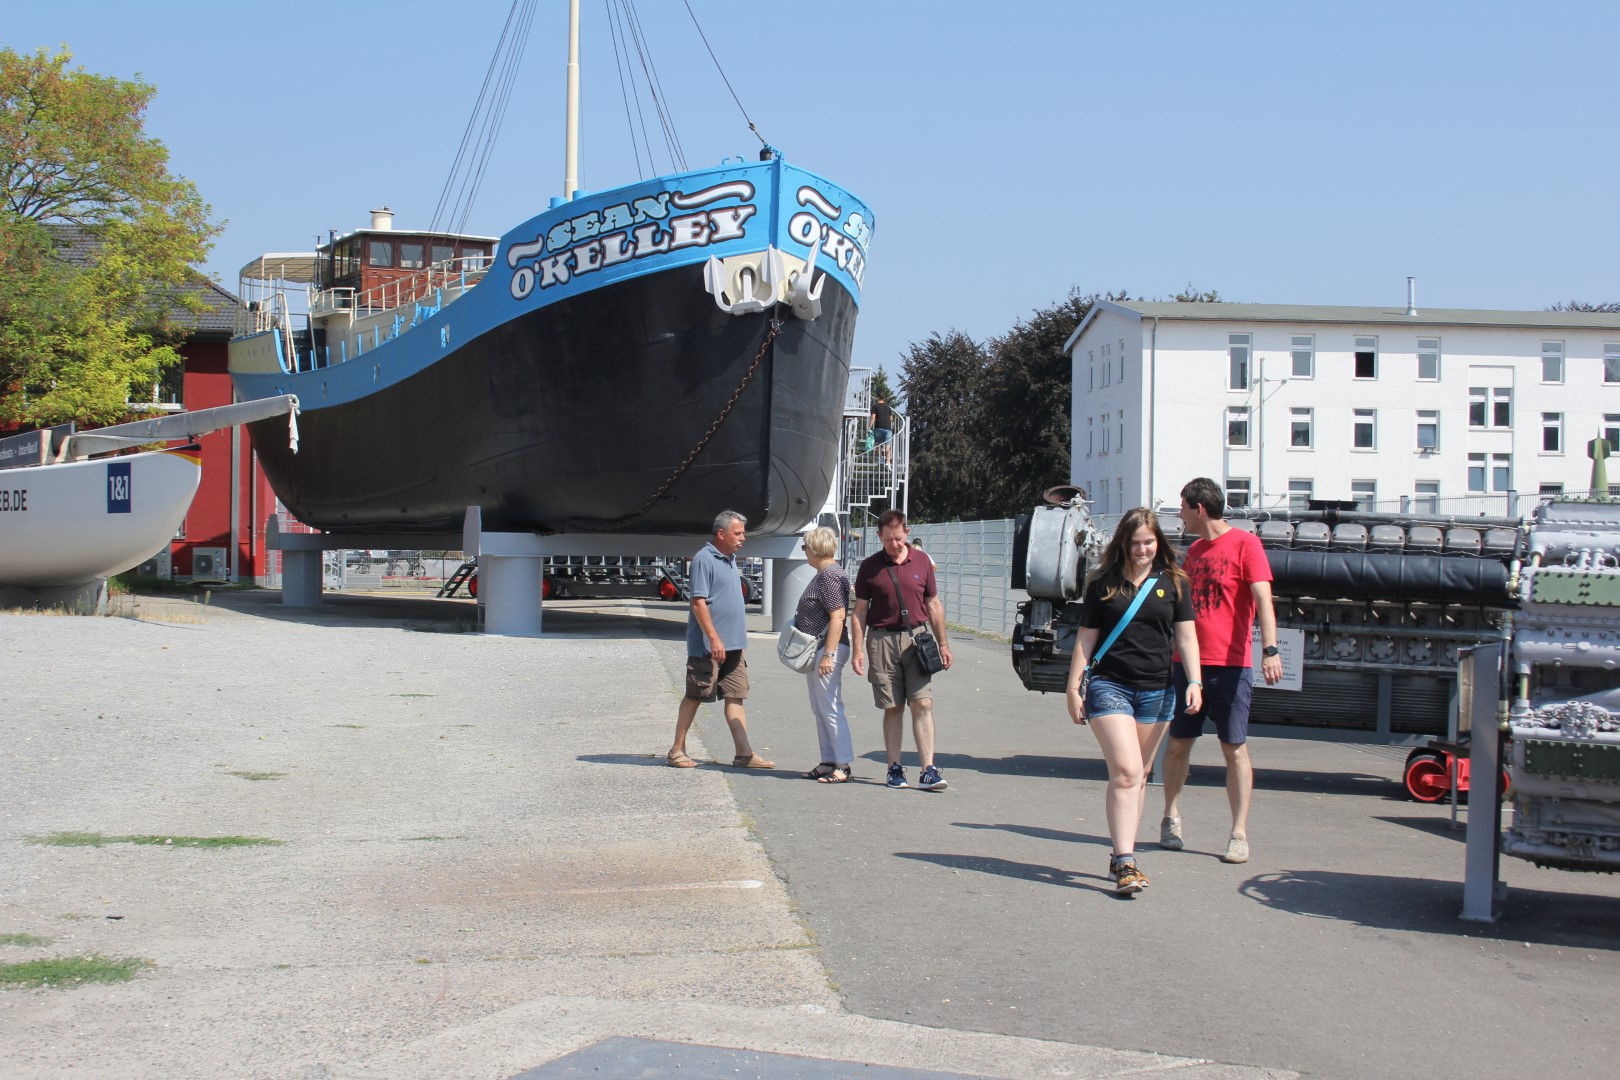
xmin=432 ymin=243 xmax=456 ymax=266
xmin=399 ymin=242 xmax=425 ymax=270
xmin=1119 ymin=340 xmax=1127 ymax=382
xmin=1290 ymin=407 xmax=1313 ymax=448
xmin=1229 ymin=334 xmax=1251 ymax=390
xmin=1417 ymin=410 xmax=1439 ymax=450
xmin=1226 ymin=478 xmax=1252 ymax=510
xmin=1352 ymin=479 xmax=1377 ymax=510
xmin=1606 ymin=413 xmax=1620 ymax=452
xmin=1540 ymin=483 xmax=1564 ymax=496
xmin=1474 ymin=387 xmax=1512 ymax=428
xmin=1493 ymin=453 xmax=1512 ymax=492
xmin=1606 ymin=343 xmax=1620 ymax=384
xmin=1541 ymin=341 xmax=1564 ymax=384
xmin=1088 ymin=352 xmax=1094 ymax=392
xmin=1227 ymin=406 xmax=1251 ymax=448
xmin=367 ymin=239 xmax=393 ymax=267
xmin=1118 ymin=409 xmax=1125 ymax=449
xmin=1417 ymin=337 xmax=1440 ymax=381
xmin=1101 ymin=414 xmax=1109 ymax=454
xmin=1102 ymin=343 xmax=1111 ymax=387
xmin=1542 ymin=412 xmax=1562 ymax=453
xmin=1353 ymin=409 xmax=1376 ymax=449
xmin=1415 ymin=481 xmax=1440 ymax=513
xmin=1288 ymin=479 xmax=1313 ymax=511
xmin=1468 ymin=453 xmax=1486 ymax=493
xmin=1087 ymin=416 xmax=1094 ymax=456
xmin=1354 ymin=336 xmax=1378 ymax=379
xmin=1291 ymin=334 xmax=1315 ymax=378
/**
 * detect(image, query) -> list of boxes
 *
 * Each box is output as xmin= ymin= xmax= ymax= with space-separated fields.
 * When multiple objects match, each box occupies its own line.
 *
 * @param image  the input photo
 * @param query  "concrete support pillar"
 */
xmin=281 ymin=549 xmax=323 ymax=606
xmin=771 ymin=556 xmax=817 ymax=633
xmin=481 ymin=550 xmax=544 ymax=637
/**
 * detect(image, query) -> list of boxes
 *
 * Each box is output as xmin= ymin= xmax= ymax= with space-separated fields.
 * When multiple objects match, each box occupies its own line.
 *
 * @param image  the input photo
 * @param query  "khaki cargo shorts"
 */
xmin=866 ymin=626 xmax=931 ymax=709
xmin=685 ymin=652 xmax=748 ymax=702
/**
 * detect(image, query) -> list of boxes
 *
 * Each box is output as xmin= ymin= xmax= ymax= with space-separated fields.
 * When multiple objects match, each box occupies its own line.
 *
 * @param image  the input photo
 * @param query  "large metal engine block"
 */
xmin=1010 ymin=493 xmax=1520 ymax=738
xmin=1502 ymin=498 xmax=1620 ymax=872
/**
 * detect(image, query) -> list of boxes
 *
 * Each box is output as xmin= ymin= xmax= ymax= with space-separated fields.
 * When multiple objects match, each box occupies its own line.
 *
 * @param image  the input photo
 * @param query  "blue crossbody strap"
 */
xmin=1088 ymin=576 xmax=1158 ymax=673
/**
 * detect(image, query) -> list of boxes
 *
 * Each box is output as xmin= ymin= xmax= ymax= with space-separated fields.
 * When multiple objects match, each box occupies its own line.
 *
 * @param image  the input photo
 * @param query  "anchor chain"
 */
xmin=559 ymin=318 xmax=783 ymax=532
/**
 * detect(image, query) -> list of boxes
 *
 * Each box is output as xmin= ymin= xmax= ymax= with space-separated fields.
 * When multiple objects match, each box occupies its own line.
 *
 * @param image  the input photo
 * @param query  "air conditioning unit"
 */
xmin=191 ymin=546 xmax=229 ymax=579
xmin=135 ymin=549 xmax=172 ymax=579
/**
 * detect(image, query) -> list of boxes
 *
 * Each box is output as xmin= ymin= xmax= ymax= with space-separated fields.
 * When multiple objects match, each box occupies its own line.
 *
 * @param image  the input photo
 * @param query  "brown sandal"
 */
xmin=667 ymin=750 xmax=697 ymax=768
xmin=817 ymin=765 xmax=851 ymax=784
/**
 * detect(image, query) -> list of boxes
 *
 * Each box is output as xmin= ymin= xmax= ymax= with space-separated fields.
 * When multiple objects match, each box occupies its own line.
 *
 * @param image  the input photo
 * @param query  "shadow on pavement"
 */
xmin=1238 ymin=869 xmax=1620 ymax=948
xmin=1374 ymin=814 xmax=1473 ymax=842
xmin=953 ymin=821 xmax=1092 ymax=845
xmin=894 ymin=851 xmax=1115 ymax=895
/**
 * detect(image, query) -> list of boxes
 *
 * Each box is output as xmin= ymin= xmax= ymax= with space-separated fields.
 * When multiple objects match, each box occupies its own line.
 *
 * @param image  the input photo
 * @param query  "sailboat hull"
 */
xmin=0 ymin=448 xmax=201 ymax=587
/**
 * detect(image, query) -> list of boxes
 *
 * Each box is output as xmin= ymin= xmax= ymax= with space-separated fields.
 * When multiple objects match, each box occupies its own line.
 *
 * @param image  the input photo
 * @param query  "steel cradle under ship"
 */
xmin=229 ymin=156 xmax=872 ymax=537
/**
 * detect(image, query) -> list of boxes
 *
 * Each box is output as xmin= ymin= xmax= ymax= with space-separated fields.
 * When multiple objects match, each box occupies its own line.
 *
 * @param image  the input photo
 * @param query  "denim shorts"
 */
xmin=1085 ymin=676 xmax=1175 ymax=725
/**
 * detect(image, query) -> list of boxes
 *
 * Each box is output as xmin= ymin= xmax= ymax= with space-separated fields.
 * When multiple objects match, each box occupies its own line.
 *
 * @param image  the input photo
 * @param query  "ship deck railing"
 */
xmin=311 ymin=256 xmax=491 ymax=320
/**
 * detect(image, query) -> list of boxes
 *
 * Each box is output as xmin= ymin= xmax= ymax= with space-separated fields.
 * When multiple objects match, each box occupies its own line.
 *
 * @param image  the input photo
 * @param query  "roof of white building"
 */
xmin=1066 ymin=300 xmax=1620 ymax=352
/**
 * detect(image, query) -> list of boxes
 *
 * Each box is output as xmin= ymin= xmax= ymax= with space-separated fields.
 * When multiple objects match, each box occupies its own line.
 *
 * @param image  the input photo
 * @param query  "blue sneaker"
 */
xmin=885 ymin=763 xmax=908 ymax=788
xmin=919 ymin=765 xmax=948 ymax=791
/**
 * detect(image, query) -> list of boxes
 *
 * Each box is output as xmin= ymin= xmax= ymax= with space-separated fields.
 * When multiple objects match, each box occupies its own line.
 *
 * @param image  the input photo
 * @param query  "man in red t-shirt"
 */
xmin=1160 ymin=477 xmax=1283 ymax=865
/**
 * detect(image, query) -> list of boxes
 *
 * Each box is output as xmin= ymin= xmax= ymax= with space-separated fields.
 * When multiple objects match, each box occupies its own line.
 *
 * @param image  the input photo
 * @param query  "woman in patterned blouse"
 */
xmin=793 ymin=526 xmax=862 ymax=783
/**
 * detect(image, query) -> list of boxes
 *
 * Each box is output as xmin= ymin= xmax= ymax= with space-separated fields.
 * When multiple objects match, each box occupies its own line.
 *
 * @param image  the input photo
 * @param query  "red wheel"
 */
xmin=1404 ymin=753 xmax=1450 ymax=803
xmin=542 ymin=575 xmax=555 ymax=600
xmin=467 ymin=572 xmax=478 ymax=598
xmin=658 ymin=577 xmax=678 ymax=601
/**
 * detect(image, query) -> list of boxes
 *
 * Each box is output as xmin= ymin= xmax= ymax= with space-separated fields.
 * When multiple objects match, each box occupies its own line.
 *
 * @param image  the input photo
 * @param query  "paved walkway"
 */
xmin=2 ymin=589 xmax=1615 ymax=1078
xmin=1 ymin=590 xmax=1283 ymax=1078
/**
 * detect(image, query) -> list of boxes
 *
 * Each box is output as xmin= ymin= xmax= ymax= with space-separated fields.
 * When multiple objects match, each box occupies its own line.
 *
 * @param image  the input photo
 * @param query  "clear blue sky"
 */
xmin=10 ymin=1 xmax=1619 ymax=382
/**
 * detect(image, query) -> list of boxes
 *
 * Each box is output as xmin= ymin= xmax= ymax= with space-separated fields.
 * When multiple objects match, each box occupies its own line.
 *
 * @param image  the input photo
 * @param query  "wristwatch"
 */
xmin=1262 ymin=645 xmax=1280 ymax=658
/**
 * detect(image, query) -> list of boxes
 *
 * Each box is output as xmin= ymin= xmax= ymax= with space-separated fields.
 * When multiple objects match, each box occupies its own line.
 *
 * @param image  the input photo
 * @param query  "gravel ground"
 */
xmin=0 ymin=591 xmax=1280 ymax=1080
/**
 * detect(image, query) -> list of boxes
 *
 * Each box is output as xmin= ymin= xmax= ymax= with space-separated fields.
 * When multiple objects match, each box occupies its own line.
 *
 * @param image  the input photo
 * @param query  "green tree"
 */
xmin=899 ymin=290 xmax=1130 ymax=520
xmin=1 ymin=46 xmax=218 ymax=426
xmin=1548 ymin=301 xmax=1620 ymax=312
xmin=899 ymin=330 xmax=993 ymax=521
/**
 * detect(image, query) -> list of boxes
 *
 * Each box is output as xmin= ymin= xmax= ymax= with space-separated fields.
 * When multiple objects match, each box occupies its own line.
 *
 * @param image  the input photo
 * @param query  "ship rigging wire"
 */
xmin=432 ymin=0 xmax=770 ymax=228
xmin=430 ymin=0 xmax=537 ymax=237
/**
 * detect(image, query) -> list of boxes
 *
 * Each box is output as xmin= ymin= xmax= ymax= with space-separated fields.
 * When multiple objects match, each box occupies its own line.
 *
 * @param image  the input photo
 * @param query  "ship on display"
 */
xmin=228 ymin=9 xmax=871 ymax=541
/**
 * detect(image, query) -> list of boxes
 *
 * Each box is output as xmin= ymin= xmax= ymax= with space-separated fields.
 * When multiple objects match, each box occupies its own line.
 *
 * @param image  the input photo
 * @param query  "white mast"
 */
xmin=563 ymin=0 xmax=580 ymax=200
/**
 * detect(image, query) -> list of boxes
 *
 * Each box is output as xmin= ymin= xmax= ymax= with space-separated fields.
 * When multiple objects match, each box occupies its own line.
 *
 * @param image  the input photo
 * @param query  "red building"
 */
xmin=167 ymin=277 xmax=279 ymax=582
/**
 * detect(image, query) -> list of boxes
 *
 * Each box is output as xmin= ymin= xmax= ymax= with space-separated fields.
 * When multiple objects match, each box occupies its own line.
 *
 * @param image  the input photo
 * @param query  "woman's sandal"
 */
xmin=805 ymin=762 xmax=837 ymax=780
xmin=817 ymin=765 xmax=852 ymax=784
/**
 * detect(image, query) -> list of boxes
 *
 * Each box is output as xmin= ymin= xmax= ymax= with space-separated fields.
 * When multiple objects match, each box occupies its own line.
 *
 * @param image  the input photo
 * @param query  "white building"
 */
xmin=1065 ymin=299 xmax=1620 ymax=517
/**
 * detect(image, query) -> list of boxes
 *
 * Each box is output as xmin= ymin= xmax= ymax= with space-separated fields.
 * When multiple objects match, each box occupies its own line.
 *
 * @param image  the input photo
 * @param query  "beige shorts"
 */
xmin=685 ymin=652 xmax=748 ymax=702
xmin=866 ymin=626 xmax=932 ymax=709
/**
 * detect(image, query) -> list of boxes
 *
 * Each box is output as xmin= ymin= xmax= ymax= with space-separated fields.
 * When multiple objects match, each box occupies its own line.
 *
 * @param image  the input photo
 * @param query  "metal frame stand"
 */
xmin=1460 ymin=642 xmax=1506 ymax=923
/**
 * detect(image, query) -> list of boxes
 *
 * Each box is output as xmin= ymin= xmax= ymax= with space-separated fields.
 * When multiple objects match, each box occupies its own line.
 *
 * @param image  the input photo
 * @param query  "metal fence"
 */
xmin=857 ymin=519 xmax=1020 ymax=638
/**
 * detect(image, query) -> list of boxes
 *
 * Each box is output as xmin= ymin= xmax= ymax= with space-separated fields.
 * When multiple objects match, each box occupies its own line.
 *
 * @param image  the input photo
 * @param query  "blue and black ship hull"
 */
xmin=231 ymin=157 xmax=873 ymax=538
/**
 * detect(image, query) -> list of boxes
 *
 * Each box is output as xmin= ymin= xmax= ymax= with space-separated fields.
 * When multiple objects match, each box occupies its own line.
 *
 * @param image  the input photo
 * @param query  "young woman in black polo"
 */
xmin=1065 ymin=507 xmax=1202 ymax=895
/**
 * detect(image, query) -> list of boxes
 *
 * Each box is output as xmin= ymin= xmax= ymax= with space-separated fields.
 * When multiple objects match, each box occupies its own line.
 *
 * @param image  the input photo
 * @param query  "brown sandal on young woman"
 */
xmin=805 ymin=762 xmax=837 ymax=780
xmin=817 ymin=765 xmax=852 ymax=784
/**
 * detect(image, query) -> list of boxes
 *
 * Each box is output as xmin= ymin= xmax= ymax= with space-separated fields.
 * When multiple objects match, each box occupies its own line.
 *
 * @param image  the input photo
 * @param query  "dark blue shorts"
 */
xmin=1171 ymin=664 xmax=1252 ymax=744
xmin=872 ymin=427 xmax=893 ymax=445
xmin=1086 ymin=676 xmax=1176 ymax=725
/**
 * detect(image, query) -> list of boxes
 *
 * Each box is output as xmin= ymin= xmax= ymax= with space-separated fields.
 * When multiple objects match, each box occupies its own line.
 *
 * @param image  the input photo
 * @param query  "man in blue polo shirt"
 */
xmin=667 ymin=510 xmax=774 ymax=770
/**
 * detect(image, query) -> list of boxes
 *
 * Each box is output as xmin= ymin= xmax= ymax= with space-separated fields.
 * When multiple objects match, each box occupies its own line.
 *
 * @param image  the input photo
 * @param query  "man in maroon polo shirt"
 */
xmin=852 ymin=509 xmax=954 ymax=791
